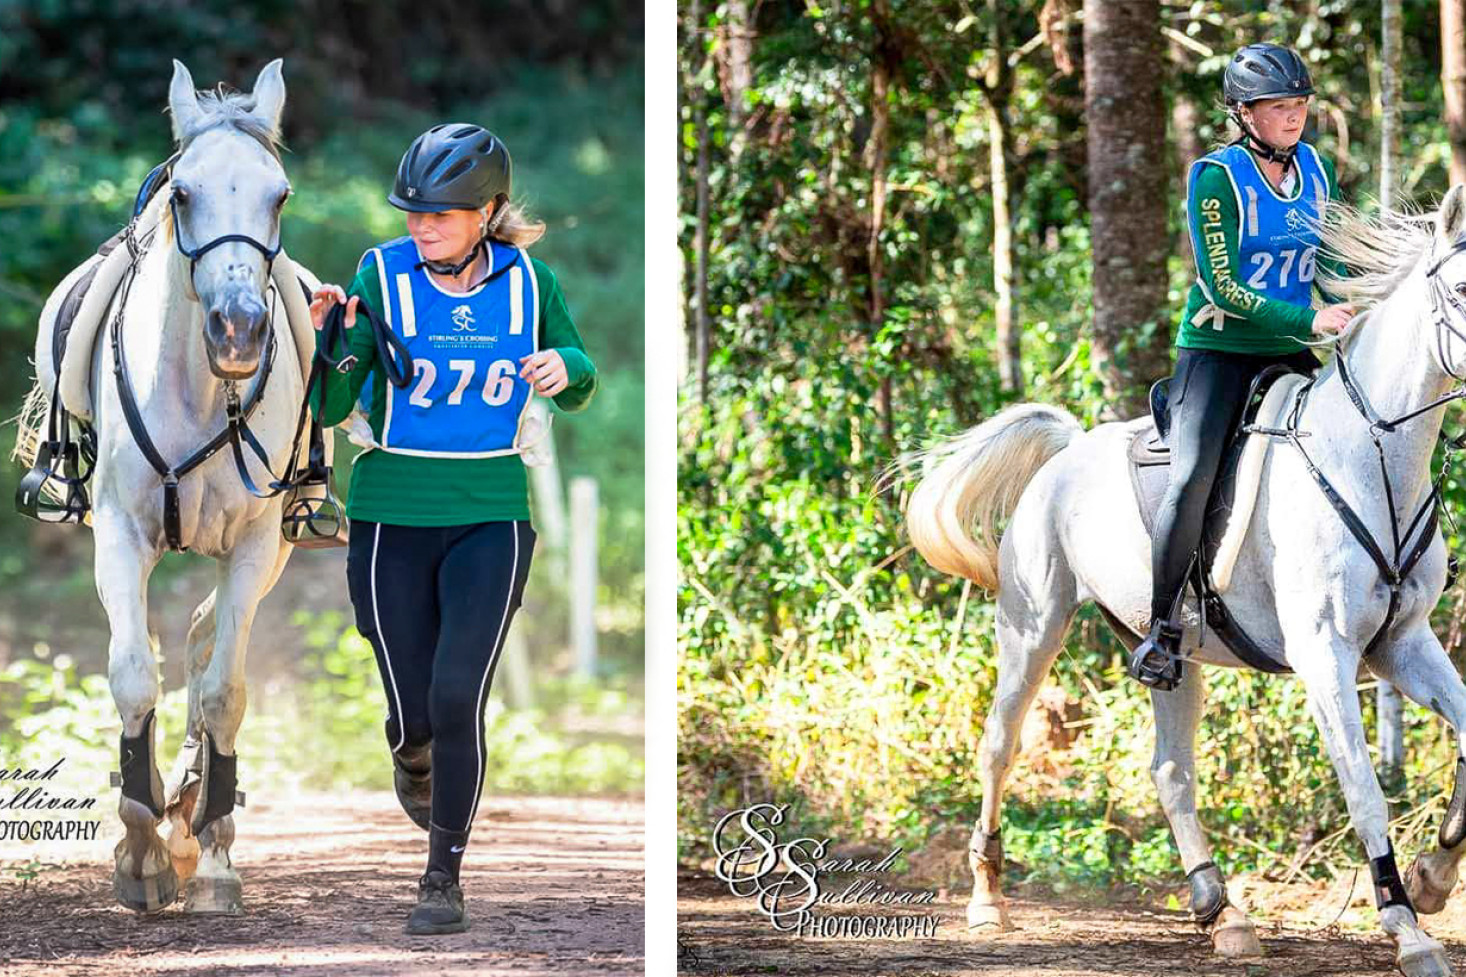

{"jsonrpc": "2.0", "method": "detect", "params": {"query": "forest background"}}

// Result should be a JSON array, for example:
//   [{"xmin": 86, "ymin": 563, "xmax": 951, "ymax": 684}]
[
  {"xmin": 677, "ymin": 0, "xmax": 1466, "ymax": 891},
  {"xmin": 0, "ymin": 0, "xmax": 645, "ymax": 811}
]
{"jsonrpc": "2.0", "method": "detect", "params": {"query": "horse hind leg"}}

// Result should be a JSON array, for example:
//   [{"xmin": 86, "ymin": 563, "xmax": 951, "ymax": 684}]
[{"xmin": 968, "ymin": 531, "xmax": 1078, "ymax": 932}]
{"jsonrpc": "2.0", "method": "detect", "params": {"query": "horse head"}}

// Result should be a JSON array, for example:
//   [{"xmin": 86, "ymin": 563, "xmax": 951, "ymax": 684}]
[{"xmin": 167, "ymin": 58, "xmax": 291, "ymax": 379}]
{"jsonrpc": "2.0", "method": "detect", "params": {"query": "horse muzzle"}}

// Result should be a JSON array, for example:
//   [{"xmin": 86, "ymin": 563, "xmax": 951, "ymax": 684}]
[{"xmin": 204, "ymin": 293, "xmax": 269, "ymax": 378}]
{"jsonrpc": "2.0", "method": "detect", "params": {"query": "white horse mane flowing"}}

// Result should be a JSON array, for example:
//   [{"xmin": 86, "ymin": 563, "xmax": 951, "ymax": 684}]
[
  {"xmin": 905, "ymin": 185, "xmax": 1466, "ymax": 977},
  {"xmin": 11, "ymin": 58, "xmax": 326, "ymax": 916}
]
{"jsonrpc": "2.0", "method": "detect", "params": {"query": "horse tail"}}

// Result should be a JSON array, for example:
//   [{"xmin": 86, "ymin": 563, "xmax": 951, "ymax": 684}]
[
  {"xmin": 10, "ymin": 377, "xmax": 50, "ymax": 470},
  {"xmin": 904, "ymin": 403, "xmax": 1083, "ymax": 591}
]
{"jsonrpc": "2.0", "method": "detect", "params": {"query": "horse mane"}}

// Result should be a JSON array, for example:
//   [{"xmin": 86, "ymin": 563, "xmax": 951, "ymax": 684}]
[
  {"xmin": 170, "ymin": 84, "xmax": 283, "ymax": 161},
  {"xmin": 1304, "ymin": 197, "xmax": 1438, "ymax": 352}
]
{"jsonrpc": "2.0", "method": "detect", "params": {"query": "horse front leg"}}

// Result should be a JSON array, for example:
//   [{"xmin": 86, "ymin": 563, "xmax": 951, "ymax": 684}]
[
  {"xmin": 1290, "ymin": 625, "xmax": 1452, "ymax": 977},
  {"xmin": 1149, "ymin": 668, "xmax": 1262, "ymax": 957},
  {"xmin": 1365, "ymin": 623, "xmax": 1466, "ymax": 915},
  {"xmin": 94, "ymin": 511, "xmax": 174, "ymax": 913},
  {"xmin": 182, "ymin": 517, "xmax": 283, "ymax": 914}
]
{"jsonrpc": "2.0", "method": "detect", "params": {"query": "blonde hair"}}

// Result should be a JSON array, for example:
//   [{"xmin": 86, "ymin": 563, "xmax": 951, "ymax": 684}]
[{"xmin": 487, "ymin": 199, "xmax": 545, "ymax": 248}]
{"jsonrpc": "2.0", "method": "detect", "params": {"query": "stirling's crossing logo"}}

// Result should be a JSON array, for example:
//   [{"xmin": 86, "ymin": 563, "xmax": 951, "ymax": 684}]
[
  {"xmin": 451, "ymin": 304, "xmax": 477, "ymax": 332},
  {"xmin": 1285, "ymin": 207, "xmax": 1308, "ymax": 232}
]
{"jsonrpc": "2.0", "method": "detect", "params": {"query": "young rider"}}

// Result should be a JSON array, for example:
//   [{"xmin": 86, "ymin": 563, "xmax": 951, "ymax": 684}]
[
  {"xmin": 307, "ymin": 124, "xmax": 597, "ymax": 933},
  {"xmin": 1128, "ymin": 43, "xmax": 1354, "ymax": 689}
]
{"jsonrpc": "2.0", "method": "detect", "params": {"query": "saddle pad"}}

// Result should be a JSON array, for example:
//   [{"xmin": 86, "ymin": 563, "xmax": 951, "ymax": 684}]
[{"xmin": 1126, "ymin": 371, "xmax": 1308, "ymax": 595}]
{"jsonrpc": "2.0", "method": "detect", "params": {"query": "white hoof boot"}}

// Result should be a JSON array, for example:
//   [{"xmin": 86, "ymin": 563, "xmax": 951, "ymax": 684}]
[
  {"xmin": 1398, "ymin": 940, "xmax": 1453, "ymax": 977},
  {"xmin": 966, "ymin": 897, "xmax": 1013, "ymax": 932},
  {"xmin": 1209, "ymin": 906, "xmax": 1263, "ymax": 958}
]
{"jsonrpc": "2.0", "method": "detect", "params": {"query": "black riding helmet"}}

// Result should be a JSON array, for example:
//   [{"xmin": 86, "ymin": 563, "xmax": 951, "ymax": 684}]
[
  {"xmin": 389, "ymin": 123, "xmax": 512, "ymax": 276},
  {"xmin": 388, "ymin": 123, "xmax": 512, "ymax": 214},
  {"xmin": 1224, "ymin": 44, "xmax": 1315, "ymax": 164}
]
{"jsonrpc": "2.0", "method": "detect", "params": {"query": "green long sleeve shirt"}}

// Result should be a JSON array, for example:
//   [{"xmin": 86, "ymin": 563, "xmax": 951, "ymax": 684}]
[
  {"xmin": 309, "ymin": 250, "xmax": 596, "ymax": 526},
  {"xmin": 1177, "ymin": 151, "xmax": 1344, "ymax": 355}
]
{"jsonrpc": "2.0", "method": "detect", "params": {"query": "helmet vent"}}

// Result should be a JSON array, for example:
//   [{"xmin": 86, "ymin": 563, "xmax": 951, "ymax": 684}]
[
  {"xmin": 423, "ymin": 147, "xmax": 455, "ymax": 183},
  {"xmin": 451, "ymin": 125, "xmax": 479, "ymax": 139},
  {"xmin": 440, "ymin": 157, "xmax": 475, "ymax": 183}
]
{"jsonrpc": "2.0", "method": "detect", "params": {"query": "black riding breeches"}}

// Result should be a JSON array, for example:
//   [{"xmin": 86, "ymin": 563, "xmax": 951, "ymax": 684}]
[
  {"xmin": 346, "ymin": 519, "xmax": 536, "ymax": 833},
  {"xmin": 1149, "ymin": 346, "xmax": 1321, "ymax": 622}
]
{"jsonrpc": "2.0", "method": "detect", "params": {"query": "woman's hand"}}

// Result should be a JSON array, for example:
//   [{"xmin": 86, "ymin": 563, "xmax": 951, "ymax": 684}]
[
  {"xmin": 519, "ymin": 350, "xmax": 568, "ymax": 397},
  {"xmin": 1311, "ymin": 303, "xmax": 1355, "ymax": 336},
  {"xmin": 308, "ymin": 285, "xmax": 358, "ymax": 331}
]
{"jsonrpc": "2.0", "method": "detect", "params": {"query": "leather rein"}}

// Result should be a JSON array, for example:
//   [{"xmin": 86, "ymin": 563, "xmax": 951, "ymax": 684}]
[{"xmin": 1279, "ymin": 236, "xmax": 1466, "ymax": 656}]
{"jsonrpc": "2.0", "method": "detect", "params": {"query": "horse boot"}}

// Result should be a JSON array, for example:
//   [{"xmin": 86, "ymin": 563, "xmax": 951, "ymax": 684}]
[
  {"xmin": 1128, "ymin": 619, "xmax": 1185, "ymax": 690},
  {"xmin": 393, "ymin": 740, "xmax": 433, "ymax": 832}
]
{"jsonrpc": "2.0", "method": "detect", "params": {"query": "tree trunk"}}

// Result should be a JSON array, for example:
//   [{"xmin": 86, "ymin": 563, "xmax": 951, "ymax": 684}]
[
  {"xmin": 986, "ymin": 0, "xmax": 1022, "ymax": 396},
  {"xmin": 723, "ymin": 0, "xmax": 753, "ymax": 157},
  {"xmin": 869, "ymin": 42, "xmax": 893, "ymax": 442},
  {"xmin": 1446, "ymin": 0, "xmax": 1466, "ymax": 186},
  {"xmin": 1083, "ymin": 0, "xmax": 1171, "ymax": 419},
  {"xmin": 1169, "ymin": 38, "xmax": 1203, "ymax": 271},
  {"xmin": 1379, "ymin": 0, "xmax": 1406, "ymax": 801},
  {"xmin": 688, "ymin": 0, "xmax": 712, "ymax": 403}
]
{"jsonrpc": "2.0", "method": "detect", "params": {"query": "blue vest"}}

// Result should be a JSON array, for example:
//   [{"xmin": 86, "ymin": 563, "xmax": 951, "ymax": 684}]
[
  {"xmin": 357, "ymin": 237, "xmax": 538, "ymax": 457},
  {"xmin": 1187, "ymin": 141, "xmax": 1329, "ymax": 310}
]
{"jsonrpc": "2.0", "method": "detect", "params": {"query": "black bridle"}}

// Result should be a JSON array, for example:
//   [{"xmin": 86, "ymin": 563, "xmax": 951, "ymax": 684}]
[{"xmin": 1278, "ymin": 236, "xmax": 1466, "ymax": 656}]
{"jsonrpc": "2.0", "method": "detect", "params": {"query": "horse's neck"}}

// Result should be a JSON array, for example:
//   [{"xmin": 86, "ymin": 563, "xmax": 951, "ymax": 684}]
[
  {"xmin": 1310, "ymin": 275, "xmax": 1451, "ymax": 510},
  {"xmin": 126, "ymin": 244, "xmax": 224, "ymax": 420}
]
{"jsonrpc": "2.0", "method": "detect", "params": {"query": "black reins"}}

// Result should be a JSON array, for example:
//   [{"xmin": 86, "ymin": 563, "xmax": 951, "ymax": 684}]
[{"xmin": 1278, "ymin": 238, "xmax": 1466, "ymax": 655}]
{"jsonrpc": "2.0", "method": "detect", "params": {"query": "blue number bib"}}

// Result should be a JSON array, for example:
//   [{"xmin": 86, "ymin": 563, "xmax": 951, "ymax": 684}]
[
  {"xmin": 1187, "ymin": 141, "xmax": 1329, "ymax": 324},
  {"xmin": 357, "ymin": 236, "xmax": 538, "ymax": 457}
]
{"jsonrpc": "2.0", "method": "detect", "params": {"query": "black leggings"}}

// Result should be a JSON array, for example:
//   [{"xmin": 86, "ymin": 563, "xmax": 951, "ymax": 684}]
[
  {"xmin": 346, "ymin": 519, "xmax": 536, "ymax": 832},
  {"xmin": 1150, "ymin": 347, "xmax": 1320, "ymax": 622}
]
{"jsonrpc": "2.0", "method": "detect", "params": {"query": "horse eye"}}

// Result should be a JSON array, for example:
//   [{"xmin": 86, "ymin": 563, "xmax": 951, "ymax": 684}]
[
  {"xmin": 1456, "ymin": 282, "xmax": 1466, "ymax": 298},
  {"xmin": 275, "ymin": 188, "xmax": 291, "ymax": 210},
  {"xmin": 172, "ymin": 186, "xmax": 190, "ymax": 205}
]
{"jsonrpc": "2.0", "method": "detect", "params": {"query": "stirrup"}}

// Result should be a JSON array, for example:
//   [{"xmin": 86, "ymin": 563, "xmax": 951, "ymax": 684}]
[
  {"xmin": 1128, "ymin": 619, "xmax": 1185, "ymax": 690},
  {"xmin": 280, "ymin": 470, "xmax": 348, "ymax": 549}
]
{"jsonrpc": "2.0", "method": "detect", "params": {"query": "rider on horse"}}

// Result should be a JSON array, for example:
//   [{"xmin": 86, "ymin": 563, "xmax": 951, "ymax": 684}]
[{"xmin": 1128, "ymin": 43, "xmax": 1356, "ymax": 688}]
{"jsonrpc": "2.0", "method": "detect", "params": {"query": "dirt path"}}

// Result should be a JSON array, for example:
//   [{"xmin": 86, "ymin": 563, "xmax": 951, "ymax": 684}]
[
  {"xmin": 0, "ymin": 790, "xmax": 643, "ymax": 976},
  {"xmin": 678, "ymin": 872, "xmax": 1466, "ymax": 975}
]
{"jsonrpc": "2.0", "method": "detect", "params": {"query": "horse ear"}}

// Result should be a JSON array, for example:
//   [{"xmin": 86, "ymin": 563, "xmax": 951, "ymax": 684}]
[
  {"xmin": 1440, "ymin": 184, "xmax": 1466, "ymax": 242},
  {"xmin": 249, "ymin": 59, "xmax": 286, "ymax": 136},
  {"xmin": 167, "ymin": 59, "xmax": 203, "ymax": 143}
]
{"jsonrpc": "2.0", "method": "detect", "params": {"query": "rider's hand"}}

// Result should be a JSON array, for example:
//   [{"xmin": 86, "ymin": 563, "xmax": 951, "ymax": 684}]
[
  {"xmin": 1311, "ymin": 303, "xmax": 1355, "ymax": 336},
  {"xmin": 308, "ymin": 285, "xmax": 357, "ymax": 331},
  {"xmin": 518, "ymin": 350, "xmax": 569, "ymax": 397}
]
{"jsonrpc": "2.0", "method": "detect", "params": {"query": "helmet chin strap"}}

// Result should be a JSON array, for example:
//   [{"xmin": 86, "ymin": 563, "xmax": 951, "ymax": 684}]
[
  {"xmin": 418, "ymin": 239, "xmax": 483, "ymax": 277},
  {"xmin": 1230, "ymin": 109, "xmax": 1298, "ymax": 165}
]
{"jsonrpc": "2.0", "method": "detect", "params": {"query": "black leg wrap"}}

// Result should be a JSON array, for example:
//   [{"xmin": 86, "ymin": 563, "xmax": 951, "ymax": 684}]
[
  {"xmin": 118, "ymin": 708, "xmax": 163, "ymax": 819},
  {"xmin": 1370, "ymin": 841, "xmax": 1416, "ymax": 915},
  {"xmin": 197, "ymin": 733, "xmax": 239, "ymax": 831},
  {"xmin": 1441, "ymin": 757, "xmax": 1466, "ymax": 851},
  {"xmin": 1186, "ymin": 861, "xmax": 1228, "ymax": 926},
  {"xmin": 970, "ymin": 827, "xmax": 1003, "ymax": 873}
]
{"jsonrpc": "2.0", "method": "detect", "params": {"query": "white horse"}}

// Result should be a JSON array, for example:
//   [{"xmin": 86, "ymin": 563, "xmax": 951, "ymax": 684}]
[
  {"xmin": 905, "ymin": 186, "xmax": 1466, "ymax": 977},
  {"xmin": 15, "ymin": 59, "xmax": 318, "ymax": 914}
]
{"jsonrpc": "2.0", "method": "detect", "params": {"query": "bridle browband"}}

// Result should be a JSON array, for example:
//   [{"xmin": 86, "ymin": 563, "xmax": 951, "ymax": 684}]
[{"xmin": 1279, "ymin": 234, "xmax": 1466, "ymax": 656}]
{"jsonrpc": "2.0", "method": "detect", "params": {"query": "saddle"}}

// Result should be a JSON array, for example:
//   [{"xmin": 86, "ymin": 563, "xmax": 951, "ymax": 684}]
[{"xmin": 1118, "ymin": 364, "xmax": 1312, "ymax": 674}]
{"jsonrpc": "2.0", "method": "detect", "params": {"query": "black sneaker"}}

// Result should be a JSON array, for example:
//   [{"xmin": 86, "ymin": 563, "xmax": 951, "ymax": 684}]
[
  {"xmin": 406, "ymin": 869, "xmax": 468, "ymax": 935},
  {"xmin": 1128, "ymin": 620, "xmax": 1185, "ymax": 690},
  {"xmin": 392, "ymin": 742, "xmax": 432, "ymax": 832}
]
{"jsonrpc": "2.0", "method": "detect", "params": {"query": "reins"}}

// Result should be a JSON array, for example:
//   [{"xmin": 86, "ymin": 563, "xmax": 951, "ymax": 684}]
[{"xmin": 1276, "ymin": 241, "xmax": 1466, "ymax": 655}]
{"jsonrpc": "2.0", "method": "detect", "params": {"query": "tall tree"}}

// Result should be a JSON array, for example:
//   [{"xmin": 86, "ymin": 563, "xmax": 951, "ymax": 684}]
[
  {"xmin": 1083, "ymin": 0, "xmax": 1171, "ymax": 418},
  {"xmin": 1445, "ymin": 0, "xmax": 1466, "ymax": 186},
  {"xmin": 1379, "ymin": 0, "xmax": 1406, "ymax": 800},
  {"xmin": 981, "ymin": 0, "xmax": 1022, "ymax": 395}
]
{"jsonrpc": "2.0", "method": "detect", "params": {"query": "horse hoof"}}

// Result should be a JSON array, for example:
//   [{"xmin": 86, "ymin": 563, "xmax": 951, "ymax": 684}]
[
  {"xmin": 1406, "ymin": 859, "xmax": 1455, "ymax": 915},
  {"xmin": 1210, "ymin": 909, "xmax": 1263, "ymax": 958},
  {"xmin": 183, "ymin": 875, "xmax": 243, "ymax": 914},
  {"xmin": 1398, "ymin": 944, "xmax": 1454, "ymax": 977},
  {"xmin": 113, "ymin": 863, "xmax": 179, "ymax": 914},
  {"xmin": 966, "ymin": 901, "xmax": 1013, "ymax": 932}
]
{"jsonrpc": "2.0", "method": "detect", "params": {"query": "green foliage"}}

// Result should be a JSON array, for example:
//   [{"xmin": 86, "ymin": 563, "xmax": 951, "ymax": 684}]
[
  {"xmin": 0, "ymin": 609, "xmax": 642, "ymax": 802},
  {"xmin": 680, "ymin": 0, "xmax": 1466, "ymax": 888}
]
